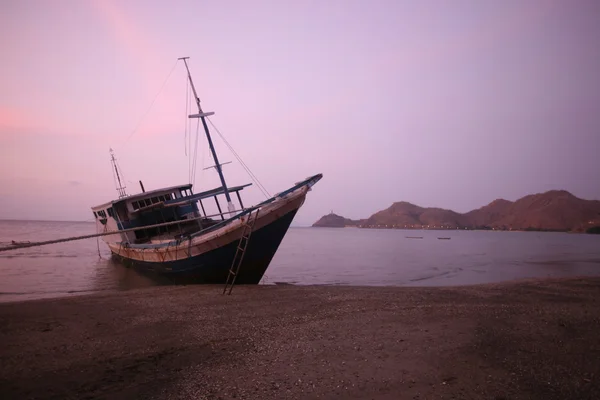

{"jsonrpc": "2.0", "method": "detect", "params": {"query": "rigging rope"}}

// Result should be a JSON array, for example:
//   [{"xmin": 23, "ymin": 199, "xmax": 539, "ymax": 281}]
[
  {"xmin": 206, "ymin": 117, "xmax": 271, "ymax": 198},
  {"xmin": 95, "ymin": 222, "xmax": 102, "ymax": 259},
  {"xmin": 191, "ymin": 119, "xmax": 200, "ymax": 186},
  {"xmin": 184, "ymin": 73, "xmax": 202, "ymax": 186},
  {"xmin": 175, "ymin": 59, "xmax": 269, "ymax": 197},
  {"xmin": 200, "ymin": 130, "xmax": 207, "ymax": 184},
  {"xmin": 184, "ymin": 74, "xmax": 189, "ymax": 157},
  {"xmin": 115, "ymin": 157, "xmax": 127, "ymax": 192},
  {"xmin": 126, "ymin": 59, "xmax": 179, "ymax": 142},
  {"xmin": 186, "ymin": 73, "xmax": 193, "ymax": 183}
]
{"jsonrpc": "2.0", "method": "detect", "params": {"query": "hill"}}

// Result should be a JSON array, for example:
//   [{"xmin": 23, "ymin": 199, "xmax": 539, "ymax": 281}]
[
  {"xmin": 363, "ymin": 202, "xmax": 467, "ymax": 229},
  {"xmin": 313, "ymin": 190, "xmax": 600, "ymax": 232},
  {"xmin": 485, "ymin": 190, "xmax": 600, "ymax": 232},
  {"xmin": 464, "ymin": 199, "xmax": 513, "ymax": 228},
  {"xmin": 311, "ymin": 213, "xmax": 363, "ymax": 228}
]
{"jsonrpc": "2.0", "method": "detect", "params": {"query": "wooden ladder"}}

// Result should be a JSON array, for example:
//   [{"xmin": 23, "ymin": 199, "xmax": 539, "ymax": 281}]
[{"xmin": 223, "ymin": 209, "xmax": 260, "ymax": 295}]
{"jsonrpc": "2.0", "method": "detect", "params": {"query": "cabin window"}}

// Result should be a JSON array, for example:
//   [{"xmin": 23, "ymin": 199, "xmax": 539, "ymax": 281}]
[
  {"xmin": 165, "ymin": 193, "xmax": 172, "ymax": 201},
  {"xmin": 93, "ymin": 211, "xmax": 98, "ymax": 218},
  {"xmin": 158, "ymin": 195, "xmax": 165, "ymax": 202},
  {"xmin": 97, "ymin": 210, "xmax": 107, "ymax": 218},
  {"xmin": 107, "ymin": 207, "xmax": 115, "ymax": 218},
  {"xmin": 151, "ymin": 197, "xmax": 159, "ymax": 204},
  {"xmin": 132, "ymin": 201, "xmax": 139, "ymax": 210}
]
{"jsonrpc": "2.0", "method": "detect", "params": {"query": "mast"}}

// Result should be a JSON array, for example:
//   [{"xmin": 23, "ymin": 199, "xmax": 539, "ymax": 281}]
[
  {"xmin": 179, "ymin": 57, "xmax": 235, "ymax": 214},
  {"xmin": 110, "ymin": 148, "xmax": 127, "ymax": 198}
]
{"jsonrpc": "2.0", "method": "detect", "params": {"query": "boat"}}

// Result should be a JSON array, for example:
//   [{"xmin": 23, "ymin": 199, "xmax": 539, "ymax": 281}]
[{"xmin": 91, "ymin": 57, "xmax": 322, "ymax": 285}]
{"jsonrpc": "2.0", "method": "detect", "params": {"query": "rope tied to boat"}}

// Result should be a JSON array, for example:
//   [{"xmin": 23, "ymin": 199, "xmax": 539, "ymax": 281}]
[{"xmin": 0, "ymin": 207, "xmax": 253, "ymax": 253}]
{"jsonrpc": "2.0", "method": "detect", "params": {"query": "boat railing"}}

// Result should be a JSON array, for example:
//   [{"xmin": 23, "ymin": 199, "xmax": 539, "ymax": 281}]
[
  {"xmin": 129, "ymin": 175, "xmax": 318, "ymax": 249},
  {"xmin": 127, "ymin": 174, "xmax": 322, "ymax": 246},
  {"xmin": 185, "ymin": 174, "xmax": 319, "ymax": 240}
]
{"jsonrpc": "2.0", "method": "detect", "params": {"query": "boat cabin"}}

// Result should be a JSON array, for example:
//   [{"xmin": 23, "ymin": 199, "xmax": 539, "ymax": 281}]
[{"xmin": 91, "ymin": 183, "xmax": 251, "ymax": 244}]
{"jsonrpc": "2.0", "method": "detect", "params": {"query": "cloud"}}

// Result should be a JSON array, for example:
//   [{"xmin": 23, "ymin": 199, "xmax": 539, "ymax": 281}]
[{"xmin": 0, "ymin": 106, "xmax": 84, "ymax": 138}]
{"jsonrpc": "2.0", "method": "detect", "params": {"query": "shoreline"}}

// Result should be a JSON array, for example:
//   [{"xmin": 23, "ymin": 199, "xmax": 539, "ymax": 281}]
[
  {"xmin": 1, "ymin": 277, "xmax": 599, "ymax": 399},
  {"xmin": 2, "ymin": 274, "xmax": 597, "ymax": 305}
]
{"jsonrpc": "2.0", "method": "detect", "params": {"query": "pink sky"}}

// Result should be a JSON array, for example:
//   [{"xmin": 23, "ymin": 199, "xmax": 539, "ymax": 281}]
[{"xmin": 1, "ymin": 0, "xmax": 599, "ymax": 225}]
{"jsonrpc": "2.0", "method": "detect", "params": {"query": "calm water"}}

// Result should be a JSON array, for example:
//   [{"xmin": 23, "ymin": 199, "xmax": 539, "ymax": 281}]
[{"xmin": 1, "ymin": 220, "xmax": 599, "ymax": 302}]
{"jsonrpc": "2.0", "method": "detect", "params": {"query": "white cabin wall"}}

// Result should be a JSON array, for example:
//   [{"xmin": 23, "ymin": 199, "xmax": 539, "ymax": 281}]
[
  {"xmin": 94, "ymin": 217, "xmax": 123, "ymax": 244},
  {"xmin": 92, "ymin": 205, "xmax": 128, "ymax": 245}
]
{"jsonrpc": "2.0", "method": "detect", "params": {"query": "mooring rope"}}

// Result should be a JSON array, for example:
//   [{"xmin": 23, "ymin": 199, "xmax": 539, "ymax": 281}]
[
  {"xmin": 0, "ymin": 208, "xmax": 248, "ymax": 253},
  {"xmin": 96, "ymin": 222, "xmax": 102, "ymax": 259}
]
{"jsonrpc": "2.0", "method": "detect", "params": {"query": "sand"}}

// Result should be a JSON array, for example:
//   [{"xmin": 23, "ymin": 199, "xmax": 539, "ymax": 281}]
[{"xmin": 1, "ymin": 277, "xmax": 599, "ymax": 400}]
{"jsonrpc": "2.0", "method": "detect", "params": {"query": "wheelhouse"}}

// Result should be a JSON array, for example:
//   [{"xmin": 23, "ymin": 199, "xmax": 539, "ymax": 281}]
[{"xmin": 91, "ymin": 183, "xmax": 251, "ymax": 244}]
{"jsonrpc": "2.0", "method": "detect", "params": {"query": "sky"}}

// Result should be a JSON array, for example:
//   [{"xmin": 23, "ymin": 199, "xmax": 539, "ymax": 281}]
[{"xmin": 1, "ymin": 0, "xmax": 599, "ymax": 225}]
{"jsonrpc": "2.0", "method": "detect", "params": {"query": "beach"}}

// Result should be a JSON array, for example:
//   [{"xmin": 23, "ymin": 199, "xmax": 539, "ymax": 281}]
[{"xmin": 1, "ymin": 278, "xmax": 599, "ymax": 400}]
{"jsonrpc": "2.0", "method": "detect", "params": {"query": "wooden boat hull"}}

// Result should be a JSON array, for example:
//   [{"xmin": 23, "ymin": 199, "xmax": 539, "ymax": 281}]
[
  {"xmin": 110, "ymin": 207, "xmax": 298, "ymax": 283},
  {"xmin": 107, "ymin": 182, "xmax": 313, "ymax": 284}
]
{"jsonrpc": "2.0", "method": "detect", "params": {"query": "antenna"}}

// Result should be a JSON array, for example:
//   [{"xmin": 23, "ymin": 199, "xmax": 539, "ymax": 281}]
[{"xmin": 110, "ymin": 148, "xmax": 128, "ymax": 198}]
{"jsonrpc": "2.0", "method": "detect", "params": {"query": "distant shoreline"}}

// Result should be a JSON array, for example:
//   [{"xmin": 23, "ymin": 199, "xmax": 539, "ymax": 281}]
[{"xmin": 311, "ymin": 225, "xmax": 595, "ymax": 233}]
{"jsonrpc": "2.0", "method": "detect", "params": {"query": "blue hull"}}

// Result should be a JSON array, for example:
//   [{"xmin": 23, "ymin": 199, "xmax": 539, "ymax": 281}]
[{"xmin": 111, "ymin": 208, "xmax": 298, "ymax": 284}]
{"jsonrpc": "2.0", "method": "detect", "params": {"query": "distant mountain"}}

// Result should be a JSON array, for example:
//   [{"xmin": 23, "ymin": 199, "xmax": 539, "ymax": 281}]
[
  {"xmin": 311, "ymin": 213, "xmax": 363, "ymax": 228},
  {"xmin": 313, "ymin": 190, "xmax": 600, "ymax": 232},
  {"xmin": 480, "ymin": 190, "xmax": 600, "ymax": 232},
  {"xmin": 363, "ymin": 202, "xmax": 467, "ymax": 229},
  {"xmin": 464, "ymin": 199, "xmax": 513, "ymax": 228}
]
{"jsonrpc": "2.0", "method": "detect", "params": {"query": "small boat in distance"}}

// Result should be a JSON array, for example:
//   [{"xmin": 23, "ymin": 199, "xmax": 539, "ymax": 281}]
[{"xmin": 91, "ymin": 58, "xmax": 322, "ymax": 286}]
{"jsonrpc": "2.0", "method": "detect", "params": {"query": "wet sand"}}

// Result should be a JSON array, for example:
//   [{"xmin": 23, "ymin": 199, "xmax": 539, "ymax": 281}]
[{"xmin": 1, "ymin": 278, "xmax": 599, "ymax": 400}]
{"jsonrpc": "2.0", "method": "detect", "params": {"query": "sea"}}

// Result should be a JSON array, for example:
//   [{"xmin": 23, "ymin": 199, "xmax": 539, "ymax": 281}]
[{"xmin": 1, "ymin": 220, "xmax": 599, "ymax": 303}]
